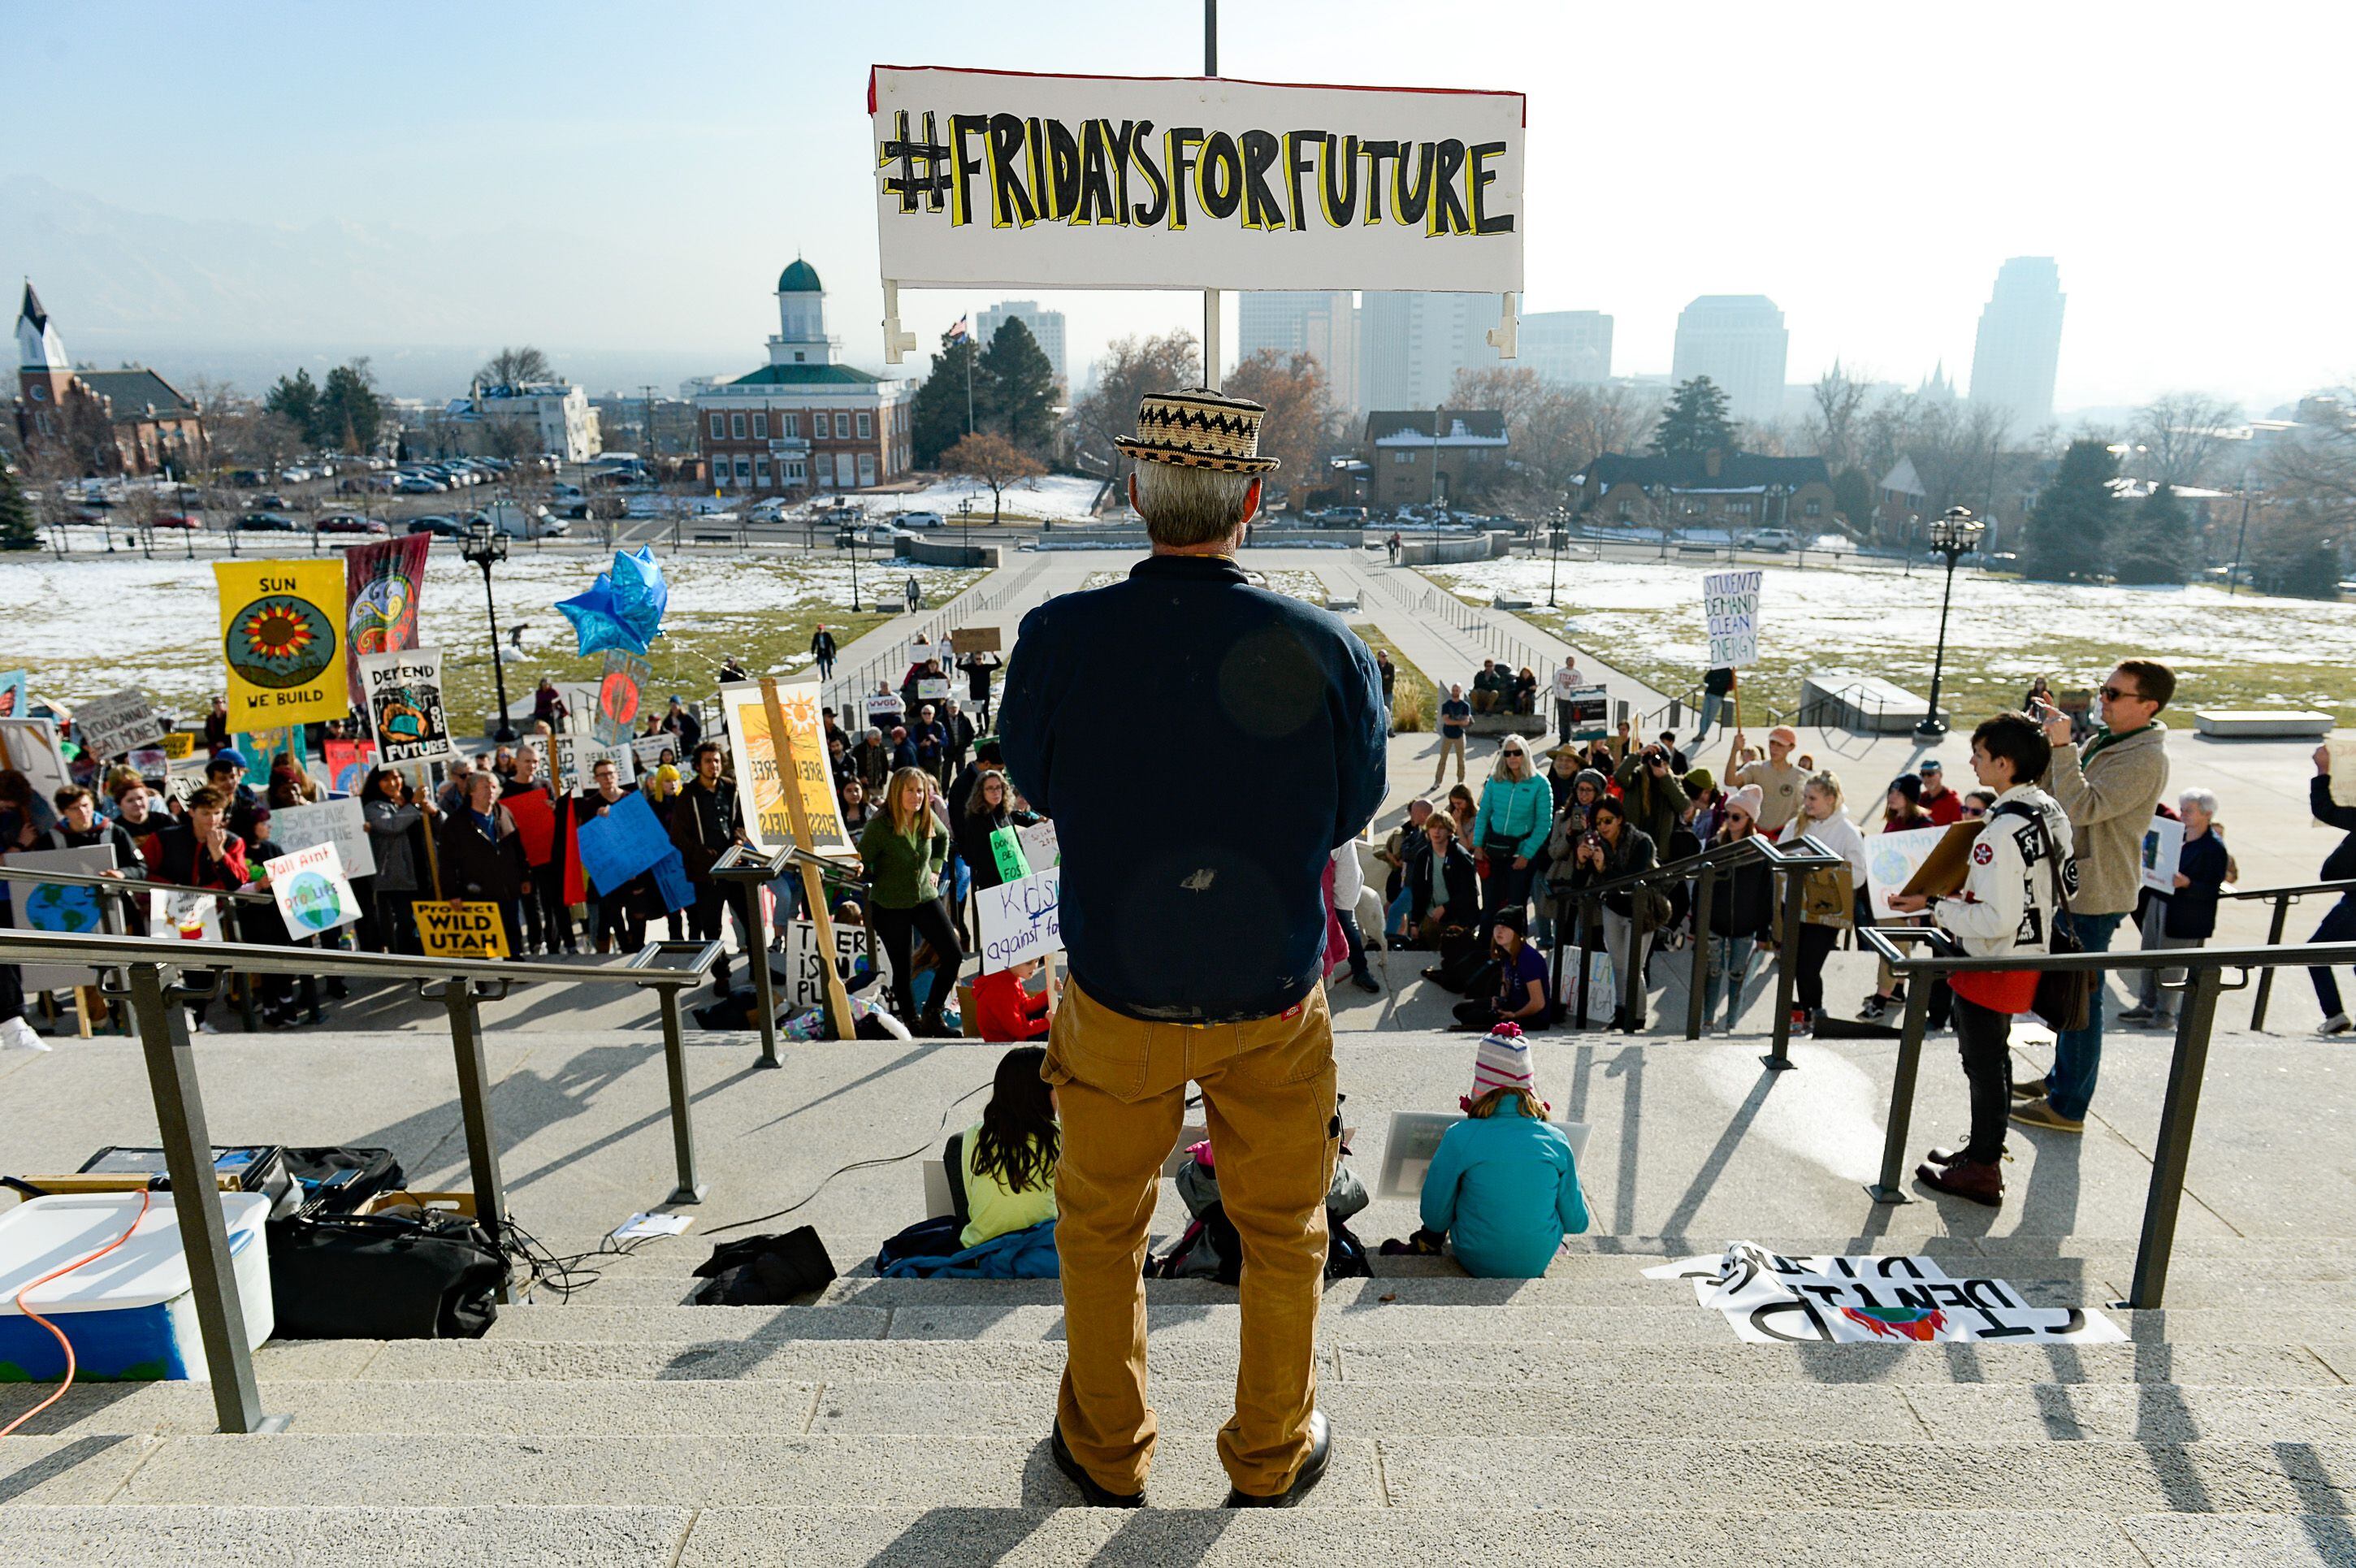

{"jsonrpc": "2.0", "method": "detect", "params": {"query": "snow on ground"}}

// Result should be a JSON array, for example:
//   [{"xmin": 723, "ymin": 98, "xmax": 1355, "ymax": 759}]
[
  {"xmin": 884, "ymin": 474, "xmax": 1104, "ymax": 523},
  {"xmin": 1427, "ymin": 556, "xmax": 2356, "ymax": 721},
  {"xmin": 0, "ymin": 551, "xmax": 977, "ymax": 713}
]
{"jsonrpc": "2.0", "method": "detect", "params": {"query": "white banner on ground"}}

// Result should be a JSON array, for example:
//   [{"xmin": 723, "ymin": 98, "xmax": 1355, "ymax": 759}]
[
  {"xmin": 1644, "ymin": 1241, "xmax": 2127, "ymax": 1345},
  {"xmin": 1702, "ymin": 570, "xmax": 1761, "ymax": 668},
  {"xmin": 871, "ymin": 67, "xmax": 1526, "ymax": 295},
  {"xmin": 73, "ymin": 690, "xmax": 162, "ymax": 761},
  {"xmin": 265, "ymin": 796, "xmax": 375, "ymax": 879},
  {"xmin": 2141, "ymin": 813, "xmax": 2185, "ymax": 896},
  {"xmin": 976, "ymin": 867, "xmax": 1062, "ymax": 972}
]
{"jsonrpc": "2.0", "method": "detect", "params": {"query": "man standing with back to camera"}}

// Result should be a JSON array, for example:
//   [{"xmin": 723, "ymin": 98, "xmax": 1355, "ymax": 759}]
[{"xmin": 1000, "ymin": 388, "xmax": 1387, "ymax": 1509}]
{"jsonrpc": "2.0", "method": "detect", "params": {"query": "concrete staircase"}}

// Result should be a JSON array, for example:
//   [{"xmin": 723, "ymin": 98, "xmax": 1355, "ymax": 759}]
[{"xmin": 11, "ymin": 1231, "xmax": 2356, "ymax": 1565}]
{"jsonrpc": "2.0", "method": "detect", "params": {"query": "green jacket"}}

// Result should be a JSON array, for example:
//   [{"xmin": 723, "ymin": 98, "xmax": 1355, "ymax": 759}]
[{"xmin": 859, "ymin": 811, "xmax": 949, "ymax": 909}]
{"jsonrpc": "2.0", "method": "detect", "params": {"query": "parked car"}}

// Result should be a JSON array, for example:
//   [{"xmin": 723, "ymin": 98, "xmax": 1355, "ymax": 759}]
[
  {"xmin": 236, "ymin": 512, "xmax": 299, "ymax": 532},
  {"xmin": 406, "ymin": 515, "xmax": 466, "ymax": 539},
  {"xmin": 398, "ymin": 475, "xmax": 448, "ymax": 494},
  {"xmin": 279, "ymin": 466, "xmax": 314, "ymax": 484},
  {"xmin": 1325, "ymin": 506, "xmax": 1369, "ymax": 526},
  {"xmin": 1743, "ymin": 527, "xmax": 1798, "ymax": 552},
  {"xmin": 898, "ymin": 510, "xmax": 946, "ymax": 530},
  {"xmin": 316, "ymin": 514, "xmax": 387, "ymax": 535},
  {"xmin": 255, "ymin": 492, "xmax": 291, "ymax": 509},
  {"xmin": 149, "ymin": 513, "xmax": 201, "ymax": 530}
]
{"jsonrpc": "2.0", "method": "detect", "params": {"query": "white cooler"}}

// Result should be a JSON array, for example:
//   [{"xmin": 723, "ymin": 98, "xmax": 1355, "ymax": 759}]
[{"xmin": 0, "ymin": 1191, "xmax": 275, "ymax": 1382}]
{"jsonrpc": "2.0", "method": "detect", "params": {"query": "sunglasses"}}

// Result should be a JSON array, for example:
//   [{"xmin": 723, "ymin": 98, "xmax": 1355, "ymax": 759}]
[{"xmin": 2099, "ymin": 685, "xmax": 2141, "ymax": 704}]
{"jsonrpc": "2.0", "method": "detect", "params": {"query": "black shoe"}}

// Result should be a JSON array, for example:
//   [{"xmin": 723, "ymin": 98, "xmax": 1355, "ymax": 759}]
[
  {"xmin": 1350, "ymin": 972, "xmax": 1381, "ymax": 994},
  {"xmin": 1050, "ymin": 1424, "xmax": 1144, "ymax": 1508},
  {"xmin": 1225, "ymin": 1410, "xmax": 1332, "ymax": 1508}
]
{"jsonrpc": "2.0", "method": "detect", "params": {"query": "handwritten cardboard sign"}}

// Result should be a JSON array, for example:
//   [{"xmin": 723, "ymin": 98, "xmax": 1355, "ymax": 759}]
[{"xmin": 976, "ymin": 867, "xmax": 1062, "ymax": 972}]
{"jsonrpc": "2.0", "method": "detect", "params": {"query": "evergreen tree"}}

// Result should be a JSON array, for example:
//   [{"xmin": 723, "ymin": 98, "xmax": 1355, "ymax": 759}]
[
  {"xmin": 2116, "ymin": 480, "xmax": 2194, "ymax": 585},
  {"xmin": 1830, "ymin": 466, "xmax": 1874, "ymax": 536},
  {"xmin": 910, "ymin": 327, "xmax": 993, "ymax": 469},
  {"xmin": 265, "ymin": 369, "xmax": 322, "ymax": 447},
  {"xmin": 1647, "ymin": 376, "xmax": 1738, "ymax": 458},
  {"xmin": 319, "ymin": 360, "xmax": 383, "ymax": 453},
  {"xmin": 2023, "ymin": 438, "xmax": 2120, "ymax": 581},
  {"xmin": 0, "ymin": 459, "xmax": 37, "ymax": 551},
  {"xmin": 979, "ymin": 317, "xmax": 1057, "ymax": 452}
]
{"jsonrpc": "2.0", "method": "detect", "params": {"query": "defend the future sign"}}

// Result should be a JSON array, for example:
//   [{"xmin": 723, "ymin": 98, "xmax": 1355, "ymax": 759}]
[{"xmin": 870, "ymin": 67, "xmax": 1525, "ymax": 295}]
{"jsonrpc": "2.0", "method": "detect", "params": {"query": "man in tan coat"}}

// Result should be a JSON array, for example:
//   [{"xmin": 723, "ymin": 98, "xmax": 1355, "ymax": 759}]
[{"xmin": 2012, "ymin": 659, "xmax": 2174, "ymax": 1133}]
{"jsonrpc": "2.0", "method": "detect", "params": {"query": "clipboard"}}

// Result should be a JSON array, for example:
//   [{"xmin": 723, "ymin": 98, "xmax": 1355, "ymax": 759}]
[{"xmin": 1378, "ymin": 1111, "xmax": 1592, "ymax": 1201}]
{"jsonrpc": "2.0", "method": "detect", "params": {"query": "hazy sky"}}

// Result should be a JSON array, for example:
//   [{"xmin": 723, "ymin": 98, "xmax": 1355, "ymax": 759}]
[{"xmin": 6, "ymin": 0, "xmax": 2345, "ymax": 412}]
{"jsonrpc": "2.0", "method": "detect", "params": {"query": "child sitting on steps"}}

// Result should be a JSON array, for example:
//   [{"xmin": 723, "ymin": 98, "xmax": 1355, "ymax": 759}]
[
  {"xmin": 944, "ymin": 1045, "xmax": 1060, "ymax": 1249},
  {"xmin": 1414, "ymin": 1024, "xmax": 1588, "ymax": 1278}
]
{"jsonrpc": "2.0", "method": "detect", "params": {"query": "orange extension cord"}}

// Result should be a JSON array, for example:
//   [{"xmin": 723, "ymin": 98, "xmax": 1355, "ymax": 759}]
[{"xmin": 0, "ymin": 1188, "xmax": 153, "ymax": 1437}]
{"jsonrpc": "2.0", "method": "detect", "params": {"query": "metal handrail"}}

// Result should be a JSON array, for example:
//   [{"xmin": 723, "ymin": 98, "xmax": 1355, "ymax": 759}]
[
  {"xmin": 2219, "ymin": 875, "xmax": 2356, "ymax": 1031},
  {"xmin": 1548, "ymin": 831, "xmax": 1844, "ymax": 1062},
  {"xmin": 0, "ymin": 926, "xmax": 720, "ymax": 1439},
  {"xmin": 0, "ymin": 863, "xmax": 271, "ymax": 903},
  {"xmin": 1854, "ymin": 924, "xmax": 2356, "ymax": 1310}
]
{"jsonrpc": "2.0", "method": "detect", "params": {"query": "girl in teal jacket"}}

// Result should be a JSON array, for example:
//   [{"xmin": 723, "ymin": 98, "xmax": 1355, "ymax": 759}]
[
  {"xmin": 1419, "ymin": 1023, "xmax": 1587, "ymax": 1277},
  {"xmin": 1472, "ymin": 736, "xmax": 1554, "ymax": 924}
]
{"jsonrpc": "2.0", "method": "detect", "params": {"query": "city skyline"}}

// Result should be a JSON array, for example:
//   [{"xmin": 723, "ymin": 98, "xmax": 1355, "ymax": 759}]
[{"xmin": 3, "ymin": 2, "xmax": 2345, "ymax": 416}]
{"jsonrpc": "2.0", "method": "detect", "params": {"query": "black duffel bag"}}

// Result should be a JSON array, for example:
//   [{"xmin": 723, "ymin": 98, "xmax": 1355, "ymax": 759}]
[{"xmin": 267, "ymin": 1209, "xmax": 509, "ymax": 1339}]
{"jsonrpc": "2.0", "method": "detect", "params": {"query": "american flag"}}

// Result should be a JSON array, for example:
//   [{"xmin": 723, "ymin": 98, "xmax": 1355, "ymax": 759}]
[{"xmin": 947, "ymin": 315, "xmax": 970, "ymax": 344}]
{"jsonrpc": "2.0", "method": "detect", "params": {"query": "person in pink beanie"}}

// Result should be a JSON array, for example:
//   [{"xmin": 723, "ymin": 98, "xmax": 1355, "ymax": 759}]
[{"xmin": 1408, "ymin": 1024, "xmax": 1589, "ymax": 1277}]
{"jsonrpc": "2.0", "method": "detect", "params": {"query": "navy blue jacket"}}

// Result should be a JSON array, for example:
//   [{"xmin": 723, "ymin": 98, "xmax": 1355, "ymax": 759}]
[{"xmin": 999, "ymin": 552, "xmax": 1388, "ymax": 1024}]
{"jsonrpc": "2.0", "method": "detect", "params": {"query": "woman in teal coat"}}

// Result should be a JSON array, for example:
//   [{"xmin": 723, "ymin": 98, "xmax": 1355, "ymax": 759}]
[
  {"xmin": 1418, "ymin": 1023, "xmax": 1587, "ymax": 1278},
  {"xmin": 1471, "ymin": 735, "xmax": 1553, "ymax": 925}
]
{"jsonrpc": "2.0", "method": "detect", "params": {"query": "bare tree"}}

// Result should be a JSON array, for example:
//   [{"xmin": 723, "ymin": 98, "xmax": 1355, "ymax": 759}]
[
  {"xmin": 1226, "ymin": 349, "xmax": 1339, "ymax": 497},
  {"xmin": 478, "ymin": 346, "xmax": 554, "ymax": 389},
  {"xmin": 942, "ymin": 431, "xmax": 1046, "ymax": 526},
  {"xmin": 1806, "ymin": 361, "xmax": 1873, "ymax": 473},
  {"xmin": 2130, "ymin": 391, "xmax": 2246, "ymax": 487},
  {"xmin": 1066, "ymin": 331, "xmax": 1202, "ymax": 478}
]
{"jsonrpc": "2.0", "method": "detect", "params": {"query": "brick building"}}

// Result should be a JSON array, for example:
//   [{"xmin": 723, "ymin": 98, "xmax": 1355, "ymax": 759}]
[
  {"xmin": 695, "ymin": 260, "xmax": 912, "ymax": 500},
  {"xmin": 1361, "ymin": 408, "xmax": 1508, "ymax": 510},
  {"xmin": 1570, "ymin": 449, "xmax": 1836, "ymax": 533},
  {"xmin": 14, "ymin": 283, "xmax": 205, "ymax": 477}
]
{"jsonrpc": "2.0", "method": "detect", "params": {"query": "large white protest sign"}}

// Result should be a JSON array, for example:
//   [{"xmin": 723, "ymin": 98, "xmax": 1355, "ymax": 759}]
[
  {"xmin": 783, "ymin": 917, "xmax": 873, "ymax": 1010},
  {"xmin": 265, "ymin": 796, "xmax": 375, "ymax": 879},
  {"xmin": 1702, "ymin": 570, "xmax": 1761, "ymax": 668},
  {"xmin": 1558, "ymin": 682, "xmax": 1609, "ymax": 742},
  {"xmin": 0, "ymin": 718, "xmax": 71, "ymax": 797},
  {"xmin": 74, "ymin": 691, "xmax": 162, "ymax": 761},
  {"xmin": 976, "ymin": 867, "xmax": 1062, "ymax": 972},
  {"xmin": 1644, "ymin": 1241, "xmax": 2126, "ymax": 1345},
  {"xmin": 719, "ymin": 681, "xmax": 855, "ymax": 860},
  {"xmin": 2141, "ymin": 812, "xmax": 2185, "ymax": 896},
  {"xmin": 357, "ymin": 648, "xmax": 454, "ymax": 765},
  {"xmin": 264, "ymin": 838, "xmax": 362, "ymax": 936},
  {"xmin": 870, "ymin": 67, "xmax": 1525, "ymax": 297},
  {"xmin": 555, "ymin": 734, "xmax": 636, "ymax": 791},
  {"xmin": 864, "ymin": 694, "xmax": 905, "ymax": 728},
  {"xmin": 632, "ymin": 734, "xmax": 676, "ymax": 771}
]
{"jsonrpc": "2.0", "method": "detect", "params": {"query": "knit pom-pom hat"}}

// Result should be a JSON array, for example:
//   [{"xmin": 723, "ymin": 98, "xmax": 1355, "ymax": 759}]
[{"xmin": 1462, "ymin": 1021, "xmax": 1545, "ymax": 1113}]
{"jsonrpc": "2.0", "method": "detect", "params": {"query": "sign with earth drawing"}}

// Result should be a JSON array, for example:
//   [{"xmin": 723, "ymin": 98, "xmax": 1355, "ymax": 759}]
[
  {"xmin": 264, "ymin": 838, "xmax": 362, "ymax": 936},
  {"xmin": 214, "ymin": 559, "xmax": 347, "ymax": 730},
  {"xmin": 5, "ymin": 844, "xmax": 119, "ymax": 991}
]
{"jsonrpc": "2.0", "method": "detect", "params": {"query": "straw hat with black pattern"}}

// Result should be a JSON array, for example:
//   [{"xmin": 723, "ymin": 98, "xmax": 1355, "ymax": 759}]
[{"xmin": 1113, "ymin": 388, "xmax": 1281, "ymax": 474}]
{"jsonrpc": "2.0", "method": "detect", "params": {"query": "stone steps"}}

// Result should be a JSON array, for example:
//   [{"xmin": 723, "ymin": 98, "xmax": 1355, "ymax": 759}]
[
  {"xmin": 10, "ymin": 1503, "xmax": 2336, "ymax": 1568},
  {"xmin": 13, "ymin": 1376, "xmax": 2356, "ymax": 1446},
  {"xmin": 11, "ymin": 1431, "xmax": 2356, "ymax": 1514},
  {"xmin": 466, "ymin": 1300, "xmax": 2356, "ymax": 1345}
]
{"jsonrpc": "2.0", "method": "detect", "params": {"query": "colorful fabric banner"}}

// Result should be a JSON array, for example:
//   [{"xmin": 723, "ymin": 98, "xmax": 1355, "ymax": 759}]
[
  {"xmin": 343, "ymin": 535, "xmax": 431, "ymax": 704},
  {"xmin": 214, "ymin": 558, "xmax": 348, "ymax": 730}
]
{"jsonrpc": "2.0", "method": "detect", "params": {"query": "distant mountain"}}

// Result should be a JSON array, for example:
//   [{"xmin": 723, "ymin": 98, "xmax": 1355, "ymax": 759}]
[{"xmin": 0, "ymin": 175, "xmax": 744, "ymax": 399}]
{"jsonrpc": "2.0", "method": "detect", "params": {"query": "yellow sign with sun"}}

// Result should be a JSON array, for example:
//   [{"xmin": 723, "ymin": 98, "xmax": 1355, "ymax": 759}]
[{"xmin": 213, "ymin": 560, "xmax": 348, "ymax": 730}]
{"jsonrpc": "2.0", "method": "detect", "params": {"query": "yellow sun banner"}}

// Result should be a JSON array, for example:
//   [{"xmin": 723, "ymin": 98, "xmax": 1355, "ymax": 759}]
[{"xmin": 213, "ymin": 559, "xmax": 349, "ymax": 731}]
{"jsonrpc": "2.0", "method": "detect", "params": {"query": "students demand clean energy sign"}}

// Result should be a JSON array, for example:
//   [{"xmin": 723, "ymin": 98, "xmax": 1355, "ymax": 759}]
[{"xmin": 869, "ymin": 66, "xmax": 1525, "ymax": 295}]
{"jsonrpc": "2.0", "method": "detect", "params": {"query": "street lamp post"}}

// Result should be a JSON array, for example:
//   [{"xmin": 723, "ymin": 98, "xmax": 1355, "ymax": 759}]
[
  {"xmin": 461, "ymin": 522, "xmax": 518, "ymax": 742},
  {"xmin": 1916, "ymin": 505, "xmax": 1984, "ymax": 739},
  {"xmin": 959, "ymin": 494, "xmax": 974, "ymax": 560},
  {"xmin": 2228, "ymin": 470, "xmax": 2254, "ymax": 596},
  {"xmin": 1547, "ymin": 504, "xmax": 1567, "ymax": 608}
]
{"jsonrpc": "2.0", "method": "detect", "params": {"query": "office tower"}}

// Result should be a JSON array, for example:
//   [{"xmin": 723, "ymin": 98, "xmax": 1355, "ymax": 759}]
[
  {"xmin": 1968, "ymin": 257, "xmax": 2065, "ymax": 430},
  {"xmin": 1518, "ymin": 310, "xmax": 1613, "ymax": 385},
  {"xmin": 1670, "ymin": 295, "xmax": 1788, "ymax": 424},
  {"xmin": 1358, "ymin": 292, "xmax": 1505, "ymax": 413},
  {"xmin": 1237, "ymin": 292, "xmax": 1360, "ymax": 413},
  {"xmin": 975, "ymin": 300, "xmax": 1068, "ymax": 389}
]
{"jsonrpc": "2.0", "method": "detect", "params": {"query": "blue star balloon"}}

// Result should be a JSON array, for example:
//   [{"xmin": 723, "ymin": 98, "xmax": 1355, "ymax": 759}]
[{"xmin": 557, "ymin": 549, "xmax": 669, "ymax": 656}]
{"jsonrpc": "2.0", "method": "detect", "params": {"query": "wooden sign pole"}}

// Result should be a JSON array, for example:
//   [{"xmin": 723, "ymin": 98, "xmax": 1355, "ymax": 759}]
[
  {"xmin": 415, "ymin": 764, "xmax": 445, "ymax": 901},
  {"xmin": 760, "ymin": 677, "xmax": 856, "ymax": 1042}
]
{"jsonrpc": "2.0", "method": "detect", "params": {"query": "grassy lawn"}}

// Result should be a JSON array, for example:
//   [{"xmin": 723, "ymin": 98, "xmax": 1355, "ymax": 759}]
[
  {"xmin": 1423, "ymin": 558, "xmax": 2356, "ymax": 727},
  {"xmin": 1351, "ymin": 624, "xmax": 1435, "ymax": 732}
]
